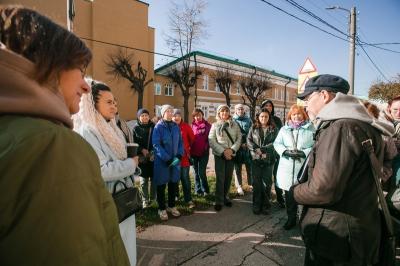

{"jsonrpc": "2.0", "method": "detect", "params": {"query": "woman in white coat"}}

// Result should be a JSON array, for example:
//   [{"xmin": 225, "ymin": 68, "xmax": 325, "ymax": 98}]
[
  {"xmin": 74, "ymin": 80, "xmax": 139, "ymax": 265},
  {"xmin": 273, "ymin": 104, "xmax": 314, "ymax": 230}
]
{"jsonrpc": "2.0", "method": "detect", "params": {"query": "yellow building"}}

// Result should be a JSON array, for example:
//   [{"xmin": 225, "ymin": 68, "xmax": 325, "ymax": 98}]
[
  {"xmin": 154, "ymin": 51, "xmax": 298, "ymax": 123},
  {"xmin": 4, "ymin": 0, "xmax": 155, "ymax": 120}
]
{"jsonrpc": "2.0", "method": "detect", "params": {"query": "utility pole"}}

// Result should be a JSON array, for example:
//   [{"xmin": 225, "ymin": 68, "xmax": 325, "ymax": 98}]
[
  {"xmin": 326, "ymin": 6, "xmax": 356, "ymax": 95},
  {"xmin": 349, "ymin": 7, "xmax": 356, "ymax": 95}
]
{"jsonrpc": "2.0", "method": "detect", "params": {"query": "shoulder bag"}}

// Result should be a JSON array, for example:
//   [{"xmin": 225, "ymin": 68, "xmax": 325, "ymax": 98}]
[{"xmin": 112, "ymin": 177, "xmax": 143, "ymax": 223}]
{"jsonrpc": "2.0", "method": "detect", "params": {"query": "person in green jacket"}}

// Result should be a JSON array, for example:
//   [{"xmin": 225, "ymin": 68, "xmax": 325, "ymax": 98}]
[{"xmin": 0, "ymin": 6, "xmax": 130, "ymax": 266}]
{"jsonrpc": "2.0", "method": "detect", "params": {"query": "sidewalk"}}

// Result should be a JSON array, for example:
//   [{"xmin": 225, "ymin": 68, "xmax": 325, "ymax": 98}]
[{"xmin": 136, "ymin": 193, "xmax": 305, "ymax": 265}]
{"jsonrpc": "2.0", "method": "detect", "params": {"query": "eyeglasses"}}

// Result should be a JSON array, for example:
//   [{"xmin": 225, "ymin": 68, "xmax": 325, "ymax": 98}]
[{"xmin": 303, "ymin": 91, "xmax": 320, "ymax": 103}]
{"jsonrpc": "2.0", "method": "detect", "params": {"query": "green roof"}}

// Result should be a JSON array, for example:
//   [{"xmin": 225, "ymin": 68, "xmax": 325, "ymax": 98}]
[{"xmin": 155, "ymin": 50, "xmax": 297, "ymax": 82}]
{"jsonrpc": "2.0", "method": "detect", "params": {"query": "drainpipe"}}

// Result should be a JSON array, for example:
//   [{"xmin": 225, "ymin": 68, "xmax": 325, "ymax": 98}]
[{"xmin": 283, "ymin": 78, "xmax": 291, "ymax": 124}]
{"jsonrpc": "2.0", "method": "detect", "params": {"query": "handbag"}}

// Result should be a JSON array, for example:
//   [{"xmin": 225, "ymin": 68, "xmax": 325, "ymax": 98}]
[{"xmin": 112, "ymin": 177, "xmax": 142, "ymax": 223}]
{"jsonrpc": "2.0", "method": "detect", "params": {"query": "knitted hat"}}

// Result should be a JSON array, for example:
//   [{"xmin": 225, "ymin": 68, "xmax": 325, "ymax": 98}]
[
  {"xmin": 216, "ymin": 104, "xmax": 230, "ymax": 114},
  {"xmin": 235, "ymin": 103, "xmax": 245, "ymax": 110},
  {"xmin": 137, "ymin": 108, "xmax": 149, "ymax": 118},
  {"xmin": 160, "ymin": 104, "xmax": 173, "ymax": 117},
  {"xmin": 173, "ymin": 108, "xmax": 182, "ymax": 116}
]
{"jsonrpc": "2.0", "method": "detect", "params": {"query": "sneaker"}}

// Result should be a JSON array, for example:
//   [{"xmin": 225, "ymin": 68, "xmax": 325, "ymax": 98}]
[
  {"xmin": 158, "ymin": 210, "xmax": 168, "ymax": 221},
  {"xmin": 237, "ymin": 186, "xmax": 244, "ymax": 196},
  {"xmin": 142, "ymin": 201, "xmax": 149, "ymax": 209},
  {"xmin": 248, "ymin": 185, "xmax": 253, "ymax": 192},
  {"xmin": 166, "ymin": 207, "xmax": 181, "ymax": 217},
  {"xmin": 188, "ymin": 201, "xmax": 195, "ymax": 209}
]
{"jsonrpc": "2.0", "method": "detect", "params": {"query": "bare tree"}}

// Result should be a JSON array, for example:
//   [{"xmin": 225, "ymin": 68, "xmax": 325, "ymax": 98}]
[
  {"xmin": 240, "ymin": 73, "xmax": 273, "ymax": 120},
  {"xmin": 106, "ymin": 49, "xmax": 153, "ymax": 110},
  {"xmin": 213, "ymin": 65, "xmax": 233, "ymax": 107},
  {"xmin": 165, "ymin": 0, "xmax": 207, "ymax": 122}
]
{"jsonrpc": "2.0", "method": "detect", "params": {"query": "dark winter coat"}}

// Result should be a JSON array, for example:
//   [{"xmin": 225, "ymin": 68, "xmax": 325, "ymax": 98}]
[
  {"xmin": 152, "ymin": 120, "xmax": 184, "ymax": 185},
  {"xmin": 293, "ymin": 93, "xmax": 394, "ymax": 264},
  {"xmin": 247, "ymin": 125, "xmax": 279, "ymax": 165},
  {"xmin": 133, "ymin": 121, "xmax": 155, "ymax": 178}
]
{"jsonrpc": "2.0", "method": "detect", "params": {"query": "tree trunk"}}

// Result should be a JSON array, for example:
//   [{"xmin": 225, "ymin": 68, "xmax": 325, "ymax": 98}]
[
  {"xmin": 183, "ymin": 93, "xmax": 190, "ymax": 123},
  {"xmin": 137, "ymin": 90, "xmax": 144, "ymax": 111},
  {"xmin": 225, "ymin": 94, "xmax": 231, "ymax": 107}
]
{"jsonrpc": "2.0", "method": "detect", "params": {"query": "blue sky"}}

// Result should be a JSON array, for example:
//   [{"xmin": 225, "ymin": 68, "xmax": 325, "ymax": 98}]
[{"xmin": 145, "ymin": 0, "xmax": 400, "ymax": 97}]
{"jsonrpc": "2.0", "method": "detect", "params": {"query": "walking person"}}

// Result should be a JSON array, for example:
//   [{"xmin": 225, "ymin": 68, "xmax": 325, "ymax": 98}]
[
  {"xmin": 133, "ymin": 108, "xmax": 156, "ymax": 208},
  {"xmin": 152, "ymin": 105, "xmax": 184, "ymax": 221},
  {"xmin": 291, "ymin": 74, "xmax": 394, "ymax": 265},
  {"xmin": 247, "ymin": 108, "xmax": 279, "ymax": 215},
  {"xmin": 0, "ymin": 6, "xmax": 129, "ymax": 265},
  {"xmin": 74, "ymin": 80, "xmax": 139, "ymax": 265},
  {"xmin": 191, "ymin": 108, "xmax": 211, "ymax": 196},
  {"xmin": 233, "ymin": 104, "xmax": 253, "ymax": 195},
  {"xmin": 273, "ymin": 104, "xmax": 314, "ymax": 230},
  {"xmin": 173, "ymin": 109, "xmax": 196, "ymax": 208},
  {"xmin": 261, "ymin": 99, "xmax": 285, "ymax": 208},
  {"xmin": 209, "ymin": 105, "xmax": 242, "ymax": 211}
]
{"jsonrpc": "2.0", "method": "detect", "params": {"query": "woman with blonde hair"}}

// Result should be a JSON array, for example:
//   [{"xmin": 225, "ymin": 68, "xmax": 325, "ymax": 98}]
[
  {"xmin": 209, "ymin": 104, "xmax": 242, "ymax": 211},
  {"xmin": 273, "ymin": 104, "xmax": 314, "ymax": 230},
  {"xmin": 0, "ymin": 5, "xmax": 129, "ymax": 265},
  {"xmin": 74, "ymin": 80, "xmax": 139, "ymax": 265}
]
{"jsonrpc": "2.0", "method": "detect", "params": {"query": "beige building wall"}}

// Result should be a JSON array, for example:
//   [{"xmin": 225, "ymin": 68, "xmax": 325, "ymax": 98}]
[
  {"xmin": 154, "ymin": 63, "xmax": 298, "ymax": 123},
  {"xmin": 4, "ymin": 0, "xmax": 155, "ymax": 121}
]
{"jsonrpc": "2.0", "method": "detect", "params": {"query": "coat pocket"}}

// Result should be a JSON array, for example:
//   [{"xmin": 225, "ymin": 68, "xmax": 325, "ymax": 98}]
[{"xmin": 301, "ymin": 208, "xmax": 351, "ymax": 262}]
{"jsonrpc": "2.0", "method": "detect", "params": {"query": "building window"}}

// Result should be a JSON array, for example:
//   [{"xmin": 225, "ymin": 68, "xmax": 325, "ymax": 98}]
[
  {"xmin": 215, "ymin": 82, "xmax": 220, "ymax": 92},
  {"xmin": 164, "ymin": 83, "xmax": 174, "ymax": 96},
  {"xmin": 201, "ymin": 106, "xmax": 209, "ymax": 118},
  {"xmin": 154, "ymin": 83, "xmax": 161, "ymax": 95},
  {"xmin": 202, "ymin": 75, "xmax": 209, "ymax": 90},
  {"xmin": 236, "ymin": 82, "xmax": 241, "ymax": 95}
]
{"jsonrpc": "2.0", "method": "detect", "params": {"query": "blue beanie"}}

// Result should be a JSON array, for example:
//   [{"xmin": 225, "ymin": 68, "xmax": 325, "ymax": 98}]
[{"xmin": 137, "ymin": 108, "xmax": 149, "ymax": 118}]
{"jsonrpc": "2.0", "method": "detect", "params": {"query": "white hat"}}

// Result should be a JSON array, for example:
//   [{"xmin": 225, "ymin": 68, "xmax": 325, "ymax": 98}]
[{"xmin": 160, "ymin": 104, "xmax": 173, "ymax": 117}]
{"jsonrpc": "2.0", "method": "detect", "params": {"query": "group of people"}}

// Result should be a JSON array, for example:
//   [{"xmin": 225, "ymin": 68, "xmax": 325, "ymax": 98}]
[{"xmin": 2, "ymin": 5, "xmax": 400, "ymax": 266}]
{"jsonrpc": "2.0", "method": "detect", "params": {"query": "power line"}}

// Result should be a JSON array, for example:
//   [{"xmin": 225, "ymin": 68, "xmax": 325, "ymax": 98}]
[
  {"xmin": 284, "ymin": 0, "xmax": 349, "ymax": 38},
  {"xmin": 258, "ymin": 0, "xmax": 349, "ymax": 42},
  {"xmin": 356, "ymin": 38, "xmax": 389, "ymax": 82},
  {"xmin": 79, "ymin": 36, "xmax": 294, "ymax": 83}
]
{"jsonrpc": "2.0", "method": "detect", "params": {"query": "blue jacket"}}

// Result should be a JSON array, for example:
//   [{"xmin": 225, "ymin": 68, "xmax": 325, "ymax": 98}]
[
  {"xmin": 233, "ymin": 114, "xmax": 252, "ymax": 143},
  {"xmin": 273, "ymin": 122, "xmax": 315, "ymax": 191},
  {"xmin": 152, "ymin": 120, "xmax": 184, "ymax": 185}
]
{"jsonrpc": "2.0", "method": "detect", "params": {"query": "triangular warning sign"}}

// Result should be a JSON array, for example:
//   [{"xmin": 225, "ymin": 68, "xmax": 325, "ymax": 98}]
[
  {"xmin": 299, "ymin": 76, "xmax": 310, "ymax": 94},
  {"xmin": 299, "ymin": 58, "xmax": 317, "ymax": 74}
]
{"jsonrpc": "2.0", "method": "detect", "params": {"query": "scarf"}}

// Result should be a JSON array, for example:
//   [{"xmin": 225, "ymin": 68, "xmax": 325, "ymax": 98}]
[{"xmin": 288, "ymin": 120, "xmax": 305, "ymax": 129}]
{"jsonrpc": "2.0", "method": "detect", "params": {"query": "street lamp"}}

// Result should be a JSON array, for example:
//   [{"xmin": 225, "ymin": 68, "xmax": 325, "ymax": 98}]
[{"xmin": 326, "ymin": 6, "xmax": 356, "ymax": 95}]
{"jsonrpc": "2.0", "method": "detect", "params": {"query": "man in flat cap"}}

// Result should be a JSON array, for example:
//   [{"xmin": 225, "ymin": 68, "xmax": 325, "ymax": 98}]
[{"xmin": 291, "ymin": 74, "xmax": 394, "ymax": 265}]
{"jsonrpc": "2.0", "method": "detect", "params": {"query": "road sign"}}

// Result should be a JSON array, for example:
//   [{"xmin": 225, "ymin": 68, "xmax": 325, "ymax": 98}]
[{"xmin": 298, "ymin": 58, "xmax": 318, "ymax": 105}]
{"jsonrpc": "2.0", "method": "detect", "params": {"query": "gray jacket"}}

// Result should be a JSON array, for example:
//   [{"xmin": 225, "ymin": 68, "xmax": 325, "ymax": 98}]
[
  {"xmin": 77, "ymin": 123, "xmax": 137, "ymax": 193},
  {"xmin": 209, "ymin": 118, "xmax": 242, "ymax": 156}
]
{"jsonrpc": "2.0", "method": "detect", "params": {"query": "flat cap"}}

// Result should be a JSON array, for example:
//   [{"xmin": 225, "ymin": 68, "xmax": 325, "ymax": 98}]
[{"xmin": 297, "ymin": 74, "xmax": 350, "ymax": 100}]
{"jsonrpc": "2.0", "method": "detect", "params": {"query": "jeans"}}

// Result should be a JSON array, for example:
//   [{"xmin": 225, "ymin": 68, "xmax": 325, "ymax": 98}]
[
  {"xmin": 140, "ymin": 176, "xmax": 156, "ymax": 203},
  {"xmin": 179, "ymin": 166, "xmax": 192, "ymax": 202},
  {"xmin": 234, "ymin": 161, "xmax": 252, "ymax": 187},
  {"xmin": 214, "ymin": 155, "xmax": 234, "ymax": 205},
  {"xmin": 193, "ymin": 153, "xmax": 210, "ymax": 194},
  {"xmin": 252, "ymin": 162, "xmax": 273, "ymax": 212},
  {"xmin": 157, "ymin": 182, "xmax": 177, "ymax": 210}
]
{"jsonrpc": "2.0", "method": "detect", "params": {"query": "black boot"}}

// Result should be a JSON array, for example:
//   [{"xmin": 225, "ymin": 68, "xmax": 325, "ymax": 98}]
[{"xmin": 283, "ymin": 218, "xmax": 296, "ymax": 230}]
